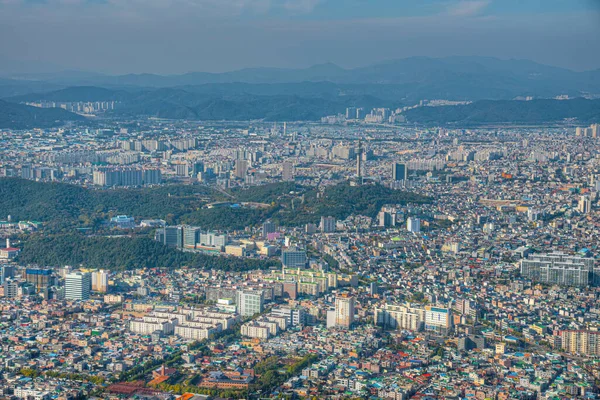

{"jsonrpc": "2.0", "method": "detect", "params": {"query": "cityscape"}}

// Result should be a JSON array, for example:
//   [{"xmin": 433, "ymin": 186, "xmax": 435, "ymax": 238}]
[{"xmin": 1, "ymin": 1, "xmax": 600, "ymax": 400}]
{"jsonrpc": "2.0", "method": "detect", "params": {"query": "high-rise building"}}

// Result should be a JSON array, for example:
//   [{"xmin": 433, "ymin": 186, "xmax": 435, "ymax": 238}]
[
  {"xmin": 378, "ymin": 211, "xmax": 394, "ymax": 227},
  {"xmin": 356, "ymin": 108, "xmax": 365, "ymax": 119},
  {"xmin": 332, "ymin": 145, "xmax": 355, "ymax": 160},
  {"xmin": 91, "ymin": 270, "xmax": 109, "ymax": 293},
  {"xmin": 520, "ymin": 252, "xmax": 596, "ymax": 287},
  {"xmin": 160, "ymin": 226, "xmax": 184, "ymax": 248},
  {"xmin": 375, "ymin": 303, "xmax": 425, "ymax": 331},
  {"xmin": 281, "ymin": 249, "xmax": 307, "ymax": 268},
  {"xmin": 346, "ymin": 107, "xmax": 357, "ymax": 120},
  {"xmin": 393, "ymin": 163, "xmax": 408, "ymax": 181},
  {"xmin": 578, "ymin": 196, "xmax": 592, "ymax": 214},
  {"xmin": 199, "ymin": 231, "xmax": 228, "ymax": 248},
  {"xmin": 234, "ymin": 160, "xmax": 249, "ymax": 179},
  {"xmin": 236, "ymin": 289, "xmax": 264, "ymax": 317},
  {"xmin": 193, "ymin": 161, "xmax": 205, "ymax": 175},
  {"xmin": 560, "ymin": 330, "xmax": 600, "ymax": 356},
  {"xmin": 282, "ymin": 162, "xmax": 295, "ymax": 182},
  {"xmin": 3, "ymin": 279, "xmax": 19, "ymax": 298},
  {"xmin": 424, "ymin": 305, "xmax": 453, "ymax": 334},
  {"xmin": 335, "ymin": 296, "xmax": 355, "ymax": 328},
  {"xmin": 0, "ymin": 265, "xmax": 15, "ymax": 284},
  {"xmin": 24, "ymin": 268, "xmax": 54, "ymax": 292},
  {"xmin": 143, "ymin": 169, "xmax": 162, "ymax": 185},
  {"xmin": 320, "ymin": 216, "xmax": 336, "ymax": 233},
  {"xmin": 174, "ymin": 163, "xmax": 189, "ymax": 177},
  {"xmin": 305, "ymin": 223, "xmax": 317, "ymax": 234},
  {"xmin": 262, "ymin": 221, "xmax": 276, "ymax": 239},
  {"xmin": 21, "ymin": 165, "xmax": 33, "ymax": 180},
  {"xmin": 65, "ymin": 272, "xmax": 91, "ymax": 301},
  {"xmin": 183, "ymin": 226, "xmax": 201, "ymax": 248},
  {"xmin": 407, "ymin": 217, "xmax": 421, "ymax": 233},
  {"xmin": 93, "ymin": 168, "xmax": 144, "ymax": 187}
]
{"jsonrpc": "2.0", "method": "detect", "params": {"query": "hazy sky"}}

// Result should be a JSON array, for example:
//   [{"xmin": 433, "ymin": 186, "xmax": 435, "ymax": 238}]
[{"xmin": 1, "ymin": 0, "xmax": 599, "ymax": 74}]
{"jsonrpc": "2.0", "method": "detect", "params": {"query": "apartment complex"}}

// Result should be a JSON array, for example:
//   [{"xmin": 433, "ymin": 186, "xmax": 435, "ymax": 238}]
[{"xmin": 520, "ymin": 252, "xmax": 597, "ymax": 287}]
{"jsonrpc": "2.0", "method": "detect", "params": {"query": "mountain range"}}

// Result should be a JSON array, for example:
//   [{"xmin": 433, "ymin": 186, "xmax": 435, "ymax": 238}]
[
  {"xmin": 3, "ymin": 56, "xmax": 600, "ymax": 101},
  {"xmin": 1, "ymin": 56, "xmax": 600, "ymax": 128}
]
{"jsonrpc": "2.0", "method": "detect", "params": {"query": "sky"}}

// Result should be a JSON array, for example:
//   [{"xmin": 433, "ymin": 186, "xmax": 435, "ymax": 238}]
[{"xmin": 1, "ymin": 0, "xmax": 599, "ymax": 75}]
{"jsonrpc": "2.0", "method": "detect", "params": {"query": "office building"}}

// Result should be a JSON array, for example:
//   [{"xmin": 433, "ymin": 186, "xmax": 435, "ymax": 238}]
[
  {"xmin": 0, "ymin": 265, "xmax": 15, "ymax": 284},
  {"xmin": 183, "ymin": 226, "xmax": 201, "ymax": 248},
  {"xmin": 281, "ymin": 249, "xmax": 307, "ymax": 268},
  {"xmin": 458, "ymin": 335, "xmax": 486, "ymax": 351},
  {"xmin": 393, "ymin": 163, "xmax": 408, "ymax": 181},
  {"xmin": 65, "ymin": 272, "xmax": 91, "ymax": 301},
  {"xmin": 159, "ymin": 226, "xmax": 184, "ymax": 248},
  {"xmin": 335, "ymin": 296, "xmax": 355, "ymax": 328},
  {"xmin": 236, "ymin": 289, "xmax": 264, "ymax": 317}
]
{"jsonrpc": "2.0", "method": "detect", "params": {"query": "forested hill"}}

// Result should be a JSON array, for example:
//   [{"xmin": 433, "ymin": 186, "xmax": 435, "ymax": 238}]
[
  {"xmin": 0, "ymin": 178, "xmax": 214, "ymax": 231},
  {"xmin": 0, "ymin": 179, "xmax": 430, "ymax": 231},
  {"xmin": 0, "ymin": 99, "xmax": 85, "ymax": 129},
  {"xmin": 403, "ymin": 98, "xmax": 600, "ymax": 126},
  {"xmin": 18, "ymin": 234, "xmax": 280, "ymax": 271}
]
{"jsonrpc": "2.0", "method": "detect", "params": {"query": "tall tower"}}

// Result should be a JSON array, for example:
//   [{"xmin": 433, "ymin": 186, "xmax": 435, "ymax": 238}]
[{"xmin": 356, "ymin": 141, "xmax": 363, "ymax": 178}]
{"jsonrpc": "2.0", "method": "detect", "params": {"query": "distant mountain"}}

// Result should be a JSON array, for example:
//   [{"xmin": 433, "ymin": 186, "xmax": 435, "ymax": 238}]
[
  {"xmin": 8, "ymin": 56, "xmax": 598, "ymax": 101},
  {"xmin": 0, "ymin": 100, "xmax": 85, "ymax": 129},
  {"xmin": 114, "ymin": 92, "xmax": 389, "ymax": 121},
  {"xmin": 8, "ymin": 85, "xmax": 600, "ymax": 124},
  {"xmin": 10, "ymin": 82, "xmax": 410, "ymax": 102},
  {"xmin": 403, "ymin": 98, "xmax": 600, "ymax": 126},
  {"xmin": 0, "ymin": 78, "xmax": 65, "ymax": 98},
  {"xmin": 10, "ymin": 86, "xmax": 135, "ymax": 103}
]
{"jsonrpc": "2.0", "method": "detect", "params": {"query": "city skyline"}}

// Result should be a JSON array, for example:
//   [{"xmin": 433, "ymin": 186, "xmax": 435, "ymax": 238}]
[{"xmin": 2, "ymin": 0, "xmax": 600, "ymax": 398}]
